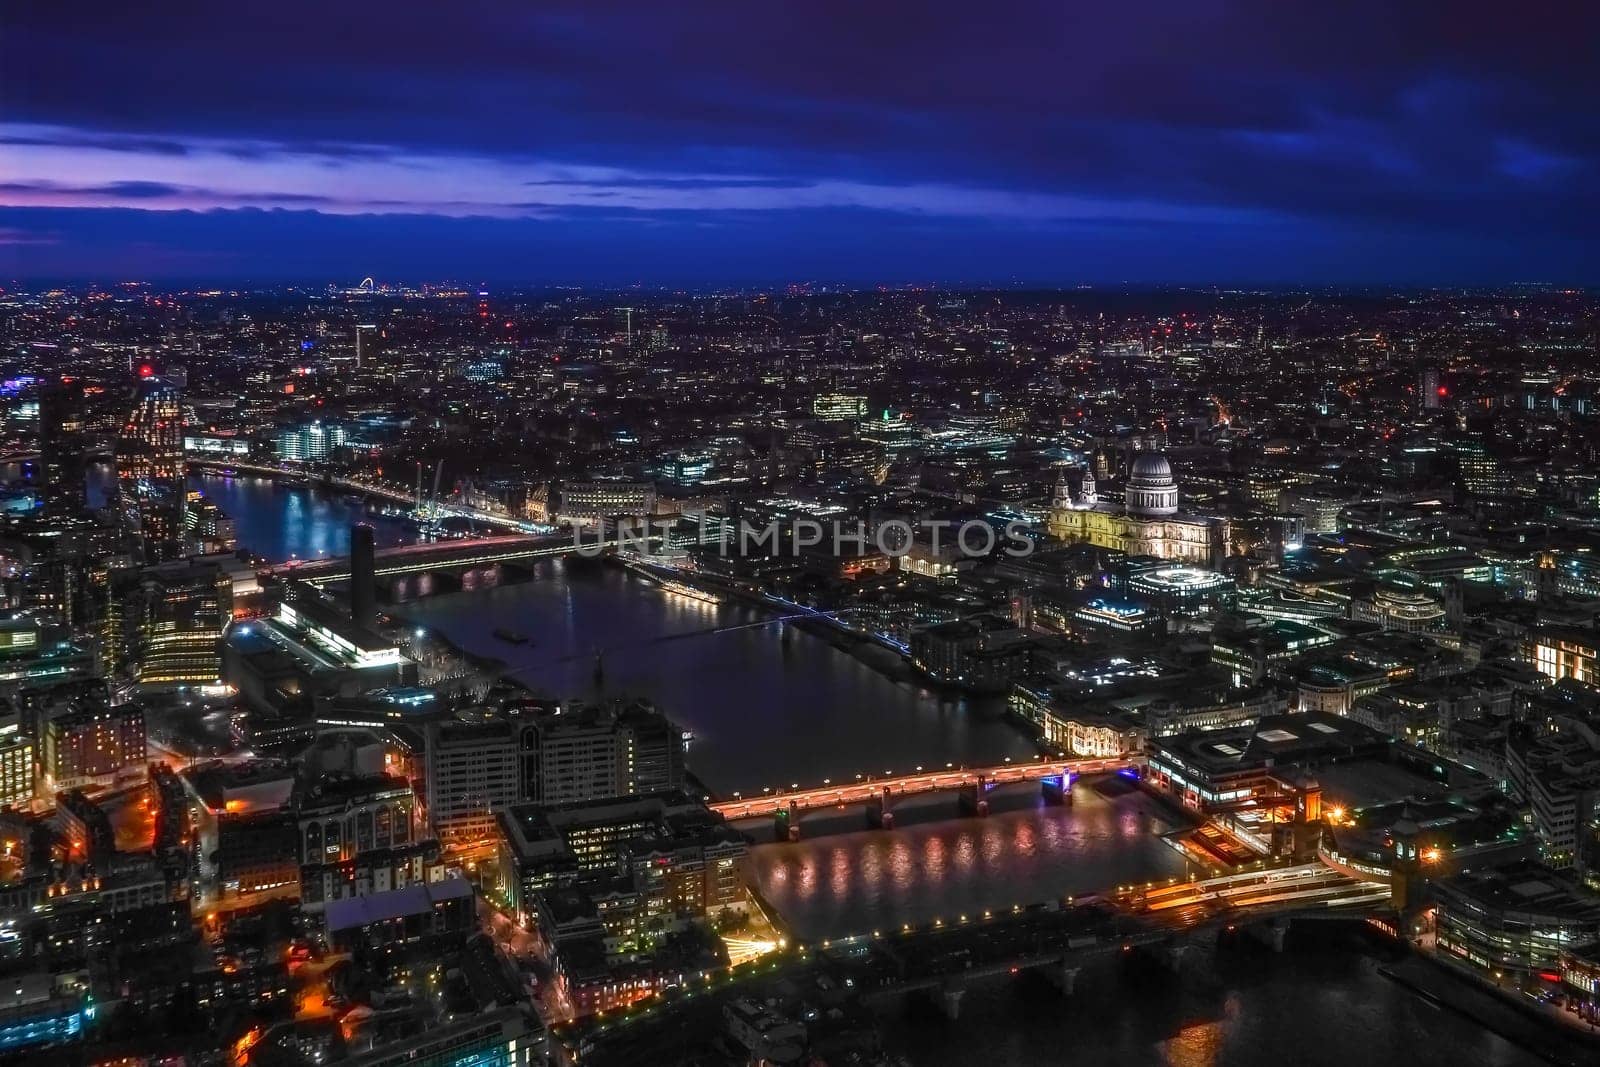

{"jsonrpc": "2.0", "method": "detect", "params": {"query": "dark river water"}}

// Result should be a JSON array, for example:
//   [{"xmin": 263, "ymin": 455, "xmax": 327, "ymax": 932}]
[
  {"xmin": 402, "ymin": 559, "xmax": 1037, "ymax": 795},
  {"xmin": 877, "ymin": 923, "xmax": 1540, "ymax": 1067},
  {"xmin": 189, "ymin": 470, "xmax": 1549, "ymax": 1067}
]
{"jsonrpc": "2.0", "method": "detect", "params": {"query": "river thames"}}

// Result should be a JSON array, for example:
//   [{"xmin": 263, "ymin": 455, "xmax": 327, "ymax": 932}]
[
  {"xmin": 744, "ymin": 777, "xmax": 1193, "ymax": 940},
  {"xmin": 191, "ymin": 471, "xmax": 1544, "ymax": 1066}
]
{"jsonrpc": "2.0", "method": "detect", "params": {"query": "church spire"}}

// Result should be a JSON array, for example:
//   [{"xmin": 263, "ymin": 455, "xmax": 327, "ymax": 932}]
[{"xmin": 1051, "ymin": 466, "xmax": 1072, "ymax": 509}]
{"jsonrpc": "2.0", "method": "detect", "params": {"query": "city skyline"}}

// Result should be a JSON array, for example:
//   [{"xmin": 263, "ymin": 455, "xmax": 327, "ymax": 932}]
[
  {"xmin": 3, "ymin": 2, "xmax": 1598, "ymax": 284},
  {"xmin": 4, "ymin": 276, "xmax": 1600, "ymax": 1063},
  {"xmin": 3, "ymin": 5, "xmax": 1600, "ymax": 1063}
]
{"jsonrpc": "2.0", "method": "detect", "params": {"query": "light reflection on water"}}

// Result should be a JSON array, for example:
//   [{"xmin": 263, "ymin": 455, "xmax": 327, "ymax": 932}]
[{"xmin": 746, "ymin": 782, "xmax": 1193, "ymax": 941}]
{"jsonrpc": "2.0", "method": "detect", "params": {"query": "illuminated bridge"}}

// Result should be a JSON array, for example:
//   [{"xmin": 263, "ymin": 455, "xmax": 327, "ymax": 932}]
[
  {"xmin": 188, "ymin": 456, "xmax": 543, "ymax": 532},
  {"xmin": 1125, "ymin": 861, "xmax": 1390, "ymax": 919},
  {"xmin": 264, "ymin": 533, "xmax": 619, "ymax": 585},
  {"xmin": 711, "ymin": 756, "xmax": 1138, "ymax": 837}
]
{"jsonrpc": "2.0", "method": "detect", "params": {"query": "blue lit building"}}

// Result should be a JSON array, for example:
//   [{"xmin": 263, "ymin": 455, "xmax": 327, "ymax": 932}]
[
  {"xmin": 0, "ymin": 974, "xmax": 91, "ymax": 1055},
  {"xmin": 275, "ymin": 420, "xmax": 350, "ymax": 461}
]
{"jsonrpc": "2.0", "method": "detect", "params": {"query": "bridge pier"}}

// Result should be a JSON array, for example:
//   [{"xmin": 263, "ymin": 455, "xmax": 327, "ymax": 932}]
[
  {"xmin": 940, "ymin": 978, "xmax": 965, "ymax": 1021},
  {"xmin": 957, "ymin": 775, "xmax": 990, "ymax": 817},
  {"xmin": 1041, "ymin": 772, "xmax": 1073, "ymax": 806},
  {"xmin": 458, "ymin": 563, "xmax": 503, "ymax": 592},
  {"xmin": 1042, "ymin": 960, "xmax": 1080, "ymax": 996},
  {"xmin": 864, "ymin": 787, "xmax": 895, "ymax": 830},
  {"xmin": 1246, "ymin": 917, "xmax": 1289, "ymax": 954},
  {"xmin": 500, "ymin": 559, "xmax": 541, "ymax": 584},
  {"xmin": 1146, "ymin": 940, "xmax": 1191, "ymax": 973},
  {"xmin": 774, "ymin": 801, "xmax": 799, "ymax": 842},
  {"xmin": 424, "ymin": 568, "xmax": 463, "ymax": 596}
]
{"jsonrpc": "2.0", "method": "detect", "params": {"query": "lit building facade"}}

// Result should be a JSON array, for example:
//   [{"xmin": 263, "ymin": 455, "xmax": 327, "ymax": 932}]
[
  {"xmin": 275, "ymin": 420, "xmax": 348, "ymax": 461},
  {"xmin": 297, "ymin": 774, "xmax": 432, "ymax": 911},
  {"xmin": 0, "ymin": 724, "xmax": 35, "ymax": 811},
  {"xmin": 557, "ymin": 480, "xmax": 657, "ymax": 526},
  {"xmin": 1046, "ymin": 453, "xmax": 1227, "ymax": 567},
  {"xmin": 425, "ymin": 721, "xmax": 519, "ymax": 848},
  {"xmin": 135, "ymin": 557, "xmax": 233, "ymax": 687},
  {"xmin": 1352, "ymin": 573, "xmax": 1448, "ymax": 634},
  {"xmin": 116, "ymin": 374, "xmax": 186, "ymax": 563},
  {"xmin": 1528, "ymin": 626, "xmax": 1597, "ymax": 686},
  {"xmin": 495, "ymin": 791, "xmax": 747, "ymax": 931},
  {"xmin": 518, "ymin": 701, "xmax": 685, "ymax": 806},
  {"xmin": 42, "ymin": 704, "xmax": 146, "ymax": 792},
  {"xmin": 1507, "ymin": 727, "xmax": 1600, "ymax": 870},
  {"xmin": 812, "ymin": 393, "xmax": 868, "ymax": 421}
]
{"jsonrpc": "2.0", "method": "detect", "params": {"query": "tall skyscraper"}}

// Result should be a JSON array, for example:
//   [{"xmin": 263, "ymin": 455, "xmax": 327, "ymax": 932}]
[
  {"xmin": 37, "ymin": 376, "xmax": 87, "ymax": 512},
  {"xmin": 116, "ymin": 371, "xmax": 186, "ymax": 563}
]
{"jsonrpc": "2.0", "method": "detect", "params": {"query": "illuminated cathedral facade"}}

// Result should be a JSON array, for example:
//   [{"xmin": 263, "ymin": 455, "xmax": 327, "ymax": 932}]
[{"xmin": 1046, "ymin": 452, "xmax": 1228, "ymax": 567}]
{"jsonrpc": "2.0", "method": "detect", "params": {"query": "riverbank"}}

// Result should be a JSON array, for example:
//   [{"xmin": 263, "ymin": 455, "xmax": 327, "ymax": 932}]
[
  {"xmin": 638, "ymin": 558, "xmax": 1029, "ymax": 701},
  {"xmin": 1381, "ymin": 951, "xmax": 1600, "ymax": 1066}
]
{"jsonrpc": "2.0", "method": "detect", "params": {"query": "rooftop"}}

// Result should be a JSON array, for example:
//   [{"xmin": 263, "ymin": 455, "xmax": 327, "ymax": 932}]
[
  {"xmin": 1435, "ymin": 862, "xmax": 1600, "ymax": 925},
  {"xmin": 324, "ymin": 876, "xmax": 473, "ymax": 933}
]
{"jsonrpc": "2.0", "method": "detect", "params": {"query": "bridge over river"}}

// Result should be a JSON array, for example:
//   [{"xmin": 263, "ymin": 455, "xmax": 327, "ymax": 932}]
[
  {"xmin": 563, "ymin": 854, "xmax": 1397, "ymax": 1062},
  {"xmin": 714, "ymin": 757, "xmax": 1138, "ymax": 838}
]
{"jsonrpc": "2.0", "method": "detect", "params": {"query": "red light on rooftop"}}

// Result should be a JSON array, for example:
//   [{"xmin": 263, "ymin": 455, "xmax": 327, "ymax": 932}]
[
  {"xmin": 1437, "ymin": 386, "xmax": 1448, "ymax": 397},
  {"xmin": 138, "ymin": 363, "xmax": 154, "ymax": 378}
]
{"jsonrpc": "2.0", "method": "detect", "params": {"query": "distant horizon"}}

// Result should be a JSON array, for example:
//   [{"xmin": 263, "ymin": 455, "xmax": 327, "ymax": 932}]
[{"xmin": 4, "ymin": 271, "xmax": 1593, "ymax": 295}]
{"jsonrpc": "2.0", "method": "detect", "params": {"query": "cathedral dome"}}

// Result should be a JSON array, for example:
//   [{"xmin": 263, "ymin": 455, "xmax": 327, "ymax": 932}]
[
  {"xmin": 1128, "ymin": 452, "xmax": 1174, "ymax": 483},
  {"xmin": 1125, "ymin": 451, "xmax": 1179, "ymax": 516}
]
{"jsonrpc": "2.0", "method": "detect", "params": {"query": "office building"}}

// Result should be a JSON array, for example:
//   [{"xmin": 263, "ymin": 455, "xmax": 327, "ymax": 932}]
[
  {"xmin": 185, "ymin": 761, "xmax": 299, "ymax": 899},
  {"xmin": 36, "ymin": 377, "xmax": 87, "ymax": 513},
  {"xmin": 42, "ymin": 702, "xmax": 145, "ymax": 792},
  {"xmin": 0, "ymin": 617, "xmax": 97, "ymax": 699},
  {"xmin": 496, "ymin": 791, "xmax": 747, "ymax": 928},
  {"xmin": 183, "ymin": 490, "xmax": 237, "ymax": 553},
  {"xmin": 134, "ymin": 556, "xmax": 235, "ymax": 687},
  {"xmin": 1507, "ymin": 726, "xmax": 1600, "ymax": 870},
  {"xmin": 296, "ymin": 773, "xmax": 434, "ymax": 911},
  {"xmin": 1434, "ymin": 862, "xmax": 1600, "ymax": 982},
  {"xmin": 274, "ymin": 420, "xmax": 348, "ymax": 461},
  {"xmin": 556, "ymin": 480, "xmax": 656, "ymax": 525},
  {"xmin": 0, "ymin": 721, "xmax": 34, "ymax": 812},
  {"xmin": 425, "ymin": 720, "xmax": 519, "ymax": 848},
  {"xmin": 812, "ymin": 393, "xmax": 868, "ymax": 421},
  {"xmin": 116, "ymin": 372, "xmax": 186, "ymax": 563},
  {"xmin": 1528, "ymin": 626, "xmax": 1598, "ymax": 686},
  {"xmin": 518, "ymin": 700, "xmax": 685, "ymax": 805}
]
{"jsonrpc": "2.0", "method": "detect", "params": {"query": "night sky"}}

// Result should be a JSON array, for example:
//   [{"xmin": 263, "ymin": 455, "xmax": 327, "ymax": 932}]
[{"xmin": 2, "ymin": 2, "xmax": 1596, "ymax": 285}]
